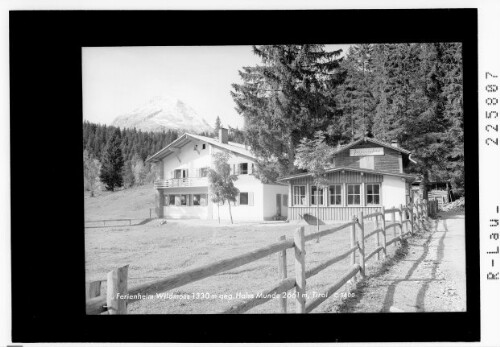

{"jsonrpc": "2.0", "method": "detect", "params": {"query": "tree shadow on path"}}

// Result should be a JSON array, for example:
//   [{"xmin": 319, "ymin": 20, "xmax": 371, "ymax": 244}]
[
  {"xmin": 413, "ymin": 218, "xmax": 448, "ymax": 311},
  {"xmin": 379, "ymin": 218, "xmax": 447, "ymax": 312},
  {"xmin": 334, "ymin": 218, "xmax": 441, "ymax": 313}
]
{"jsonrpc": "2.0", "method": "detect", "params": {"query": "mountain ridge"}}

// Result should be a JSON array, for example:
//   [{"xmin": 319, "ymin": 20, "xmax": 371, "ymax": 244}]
[{"xmin": 111, "ymin": 96, "xmax": 213, "ymax": 134}]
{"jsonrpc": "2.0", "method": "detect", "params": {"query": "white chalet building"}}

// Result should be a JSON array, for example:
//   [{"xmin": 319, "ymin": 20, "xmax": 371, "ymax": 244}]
[{"xmin": 146, "ymin": 128, "xmax": 289, "ymax": 221}]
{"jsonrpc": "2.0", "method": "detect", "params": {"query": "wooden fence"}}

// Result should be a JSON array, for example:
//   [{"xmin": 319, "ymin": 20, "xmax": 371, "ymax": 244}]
[
  {"xmin": 85, "ymin": 209, "xmax": 154, "ymax": 228},
  {"xmin": 86, "ymin": 200, "xmax": 430, "ymax": 314}
]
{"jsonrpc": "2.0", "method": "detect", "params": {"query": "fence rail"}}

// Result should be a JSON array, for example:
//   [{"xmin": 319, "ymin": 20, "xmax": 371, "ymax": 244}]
[
  {"xmin": 86, "ymin": 200, "xmax": 430, "ymax": 314},
  {"xmin": 85, "ymin": 209, "xmax": 154, "ymax": 228}
]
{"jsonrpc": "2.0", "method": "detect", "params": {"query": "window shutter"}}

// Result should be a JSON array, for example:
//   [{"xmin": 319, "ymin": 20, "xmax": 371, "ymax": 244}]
[
  {"xmin": 165, "ymin": 195, "xmax": 169, "ymax": 206},
  {"xmin": 185, "ymin": 169, "xmax": 189, "ymax": 178},
  {"xmin": 283, "ymin": 194, "xmax": 288, "ymax": 206},
  {"xmin": 248, "ymin": 192, "xmax": 254, "ymax": 206},
  {"xmin": 235, "ymin": 164, "xmax": 239, "ymax": 175},
  {"xmin": 170, "ymin": 171, "xmax": 174, "ymax": 179},
  {"xmin": 236, "ymin": 194, "xmax": 240, "ymax": 206},
  {"xmin": 249, "ymin": 163, "xmax": 254, "ymax": 174},
  {"xmin": 230, "ymin": 165, "xmax": 233, "ymax": 175}
]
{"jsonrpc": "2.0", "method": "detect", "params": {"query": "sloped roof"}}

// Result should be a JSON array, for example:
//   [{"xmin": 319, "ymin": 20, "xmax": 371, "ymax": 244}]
[
  {"xmin": 278, "ymin": 166, "xmax": 418, "ymax": 182},
  {"xmin": 145, "ymin": 133, "xmax": 256, "ymax": 163},
  {"xmin": 332, "ymin": 137, "xmax": 411, "ymax": 156}
]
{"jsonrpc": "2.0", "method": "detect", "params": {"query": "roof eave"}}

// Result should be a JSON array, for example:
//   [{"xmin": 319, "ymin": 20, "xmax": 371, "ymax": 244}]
[
  {"xmin": 145, "ymin": 133, "xmax": 189, "ymax": 163},
  {"xmin": 278, "ymin": 167, "xmax": 418, "ymax": 182}
]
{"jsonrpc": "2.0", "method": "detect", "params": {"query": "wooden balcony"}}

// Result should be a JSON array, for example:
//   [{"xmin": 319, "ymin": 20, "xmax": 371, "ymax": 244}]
[{"xmin": 154, "ymin": 177, "xmax": 208, "ymax": 189}]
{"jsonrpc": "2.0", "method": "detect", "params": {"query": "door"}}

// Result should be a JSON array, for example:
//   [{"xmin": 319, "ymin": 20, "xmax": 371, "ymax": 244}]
[{"xmin": 276, "ymin": 194, "xmax": 282, "ymax": 217}]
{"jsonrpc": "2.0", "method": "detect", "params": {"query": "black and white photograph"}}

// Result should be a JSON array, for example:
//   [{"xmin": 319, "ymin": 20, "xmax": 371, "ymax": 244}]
[
  {"xmin": 8, "ymin": 7, "xmax": 488, "ymax": 344},
  {"xmin": 83, "ymin": 43, "xmax": 466, "ymax": 315}
]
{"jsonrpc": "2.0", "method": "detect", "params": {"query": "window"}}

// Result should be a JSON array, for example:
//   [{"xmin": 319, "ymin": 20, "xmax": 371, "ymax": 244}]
[
  {"xmin": 311, "ymin": 186, "xmax": 324, "ymax": 205},
  {"xmin": 293, "ymin": 186, "xmax": 306, "ymax": 205},
  {"xmin": 199, "ymin": 167, "xmax": 209, "ymax": 177},
  {"xmin": 347, "ymin": 184, "xmax": 361, "ymax": 205},
  {"xmin": 329, "ymin": 185, "xmax": 342, "ymax": 205},
  {"xmin": 174, "ymin": 169, "xmax": 187, "ymax": 179},
  {"xmin": 239, "ymin": 163, "xmax": 248, "ymax": 175},
  {"xmin": 202, "ymin": 144, "xmax": 206, "ymax": 150},
  {"xmin": 193, "ymin": 194, "xmax": 201, "ymax": 206},
  {"xmin": 240, "ymin": 192, "xmax": 249, "ymax": 205},
  {"xmin": 169, "ymin": 195, "xmax": 175, "ymax": 205},
  {"xmin": 192, "ymin": 194, "xmax": 208, "ymax": 206},
  {"xmin": 366, "ymin": 184, "xmax": 380, "ymax": 205},
  {"xmin": 179, "ymin": 195, "xmax": 187, "ymax": 206}
]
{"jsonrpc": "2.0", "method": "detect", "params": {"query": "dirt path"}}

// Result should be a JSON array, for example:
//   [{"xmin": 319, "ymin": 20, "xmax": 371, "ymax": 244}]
[{"xmin": 329, "ymin": 211, "xmax": 466, "ymax": 313}]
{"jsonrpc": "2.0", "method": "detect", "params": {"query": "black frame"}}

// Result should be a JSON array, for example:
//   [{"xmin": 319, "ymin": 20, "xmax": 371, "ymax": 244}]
[{"xmin": 10, "ymin": 9, "xmax": 479, "ymax": 343}]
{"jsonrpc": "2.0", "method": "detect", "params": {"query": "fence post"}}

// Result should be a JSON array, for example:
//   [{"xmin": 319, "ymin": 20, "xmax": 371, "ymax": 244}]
[
  {"xmin": 277, "ymin": 235, "xmax": 288, "ymax": 313},
  {"xmin": 392, "ymin": 207, "xmax": 397, "ymax": 246},
  {"xmin": 416, "ymin": 202, "xmax": 421, "ymax": 231},
  {"xmin": 107, "ymin": 265, "xmax": 129, "ymax": 314},
  {"xmin": 381, "ymin": 207, "xmax": 387, "ymax": 259},
  {"xmin": 399, "ymin": 204, "xmax": 404, "ymax": 237},
  {"xmin": 409, "ymin": 203, "xmax": 414, "ymax": 235},
  {"xmin": 86, "ymin": 280, "xmax": 101, "ymax": 300},
  {"xmin": 350, "ymin": 216, "xmax": 358, "ymax": 280},
  {"xmin": 375, "ymin": 213, "xmax": 381, "ymax": 261},
  {"xmin": 294, "ymin": 227, "xmax": 306, "ymax": 313},
  {"xmin": 359, "ymin": 212, "xmax": 366, "ymax": 278}
]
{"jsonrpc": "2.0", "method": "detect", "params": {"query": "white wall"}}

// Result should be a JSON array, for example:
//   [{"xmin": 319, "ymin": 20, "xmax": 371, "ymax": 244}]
[
  {"xmin": 159, "ymin": 140, "xmax": 276, "ymax": 221},
  {"xmin": 164, "ymin": 206, "xmax": 209, "ymax": 219},
  {"xmin": 212, "ymin": 175, "xmax": 265, "ymax": 221},
  {"xmin": 262, "ymin": 183, "xmax": 289, "ymax": 220},
  {"xmin": 382, "ymin": 175, "xmax": 407, "ymax": 220},
  {"xmin": 162, "ymin": 141, "xmax": 256, "ymax": 179},
  {"xmin": 162, "ymin": 139, "xmax": 212, "ymax": 178}
]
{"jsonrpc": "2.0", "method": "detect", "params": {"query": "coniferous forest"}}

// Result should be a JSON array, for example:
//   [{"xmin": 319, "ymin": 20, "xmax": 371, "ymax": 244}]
[
  {"xmin": 84, "ymin": 43, "xmax": 464, "ymax": 196},
  {"xmin": 232, "ymin": 43, "xmax": 464, "ymax": 194}
]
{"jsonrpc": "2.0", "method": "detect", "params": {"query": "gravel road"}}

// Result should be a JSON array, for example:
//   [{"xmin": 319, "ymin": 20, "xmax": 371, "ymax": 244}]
[{"xmin": 326, "ymin": 211, "xmax": 466, "ymax": 313}]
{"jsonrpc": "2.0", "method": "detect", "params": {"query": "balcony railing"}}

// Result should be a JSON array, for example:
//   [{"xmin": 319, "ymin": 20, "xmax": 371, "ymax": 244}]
[{"xmin": 154, "ymin": 177, "xmax": 208, "ymax": 189}]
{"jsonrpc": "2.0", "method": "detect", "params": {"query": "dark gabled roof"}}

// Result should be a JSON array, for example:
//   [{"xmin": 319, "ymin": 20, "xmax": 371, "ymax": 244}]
[
  {"xmin": 277, "ymin": 166, "xmax": 418, "ymax": 182},
  {"xmin": 145, "ymin": 133, "xmax": 256, "ymax": 163},
  {"xmin": 332, "ymin": 137, "xmax": 411, "ymax": 156}
]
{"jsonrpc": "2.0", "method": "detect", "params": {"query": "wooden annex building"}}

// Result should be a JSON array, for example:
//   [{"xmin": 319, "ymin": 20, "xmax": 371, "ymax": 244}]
[{"xmin": 278, "ymin": 137, "xmax": 418, "ymax": 221}]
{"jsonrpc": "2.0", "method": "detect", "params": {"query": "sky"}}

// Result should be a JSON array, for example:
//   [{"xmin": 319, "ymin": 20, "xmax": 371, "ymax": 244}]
[{"xmin": 82, "ymin": 44, "xmax": 351, "ymax": 130}]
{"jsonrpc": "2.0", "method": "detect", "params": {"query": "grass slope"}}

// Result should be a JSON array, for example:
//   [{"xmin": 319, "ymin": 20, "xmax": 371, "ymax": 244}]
[{"xmin": 84, "ymin": 185, "xmax": 155, "ymax": 221}]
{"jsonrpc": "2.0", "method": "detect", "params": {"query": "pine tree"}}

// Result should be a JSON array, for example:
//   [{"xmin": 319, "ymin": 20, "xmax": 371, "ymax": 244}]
[
  {"xmin": 439, "ymin": 43, "xmax": 463, "ymax": 190},
  {"xmin": 336, "ymin": 44, "xmax": 376, "ymax": 141},
  {"xmin": 231, "ymin": 44, "xmax": 343, "ymax": 181},
  {"xmin": 99, "ymin": 128, "xmax": 125, "ymax": 191},
  {"xmin": 123, "ymin": 160, "xmax": 135, "ymax": 188},
  {"xmin": 83, "ymin": 149, "xmax": 101, "ymax": 197},
  {"xmin": 368, "ymin": 43, "xmax": 463, "ymax": 198}
]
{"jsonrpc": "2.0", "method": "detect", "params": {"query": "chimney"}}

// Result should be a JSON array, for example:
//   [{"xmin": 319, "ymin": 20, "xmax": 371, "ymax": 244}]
[
  {"xmin": 219, "ymin": 127, "xmax": 228, "ymax": 144},
  {"xmin": 391, "ymin": 139, "xmax": 399, "ymax": 148}
]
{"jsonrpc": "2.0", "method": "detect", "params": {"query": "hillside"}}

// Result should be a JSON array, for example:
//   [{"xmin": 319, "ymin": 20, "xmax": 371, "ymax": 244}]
[
  {"xmin": 84, "ymin": 185, "xmax": 155, "ymax": 221},
  {"xmin": 112, "ymin": 95, "xmax": 213, "ymax": 134}
]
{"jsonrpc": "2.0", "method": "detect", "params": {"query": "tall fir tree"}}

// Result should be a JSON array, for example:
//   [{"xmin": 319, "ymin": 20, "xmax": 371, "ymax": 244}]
[
  {"xmin": 99, "ymin": 128, "xmax": 125, "ymax": 191},
  {"xmin": 231, "ymin": 44, "xmax": 343, "ymax": 181},
  {"xmin": 335, "ymin": 44, "xmax": 376, "ymax": 141}
]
